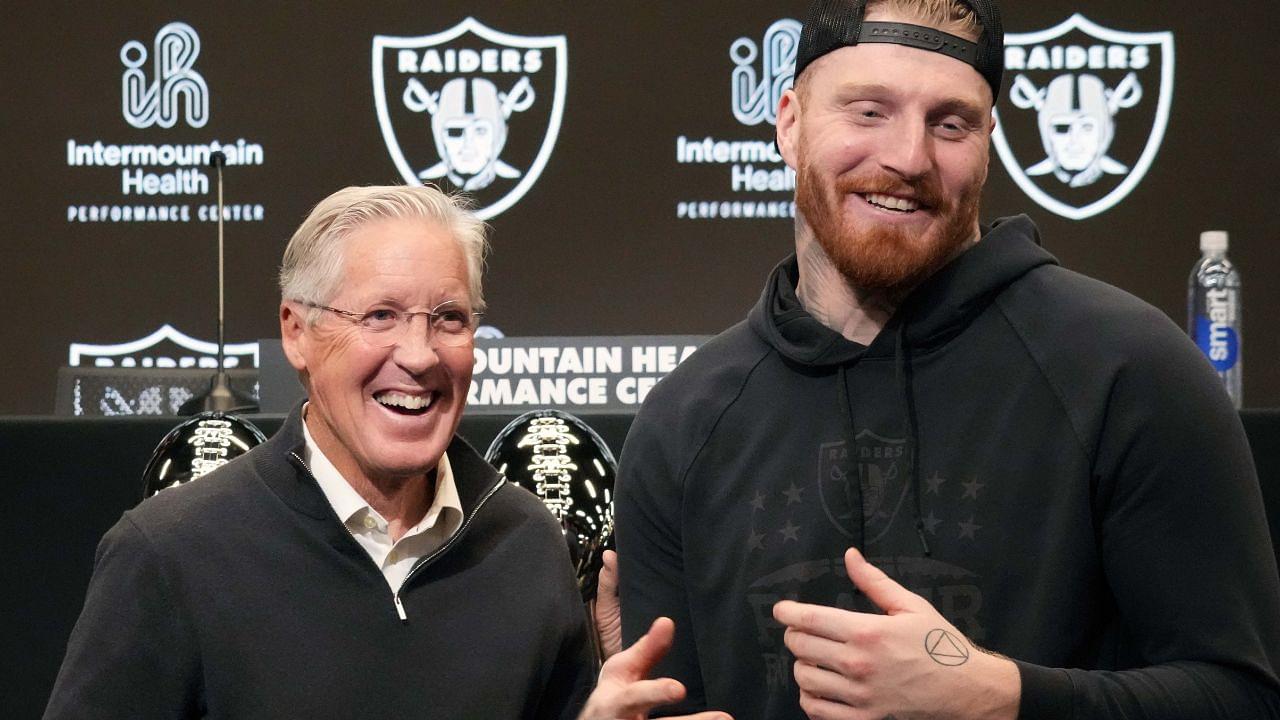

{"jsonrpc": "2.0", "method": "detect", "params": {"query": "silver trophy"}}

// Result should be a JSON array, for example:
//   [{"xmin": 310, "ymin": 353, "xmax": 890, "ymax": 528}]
[
  {"xmin": 140, "ymin": 412, "xmax": 267, "ymax": 499},
  {"xmin": 484, "ymin": 410, "xmax": 616, "ymax": 601}
]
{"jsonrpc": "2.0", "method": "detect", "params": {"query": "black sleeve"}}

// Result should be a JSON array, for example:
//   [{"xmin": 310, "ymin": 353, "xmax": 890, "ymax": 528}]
[
  {"xmin": 614, "ymin": 405, "xmax": 707, "ymax": 714},
  {"xmin": 1015, "ymin": 327, "xmax": 1280, "ymax": 719},
  {"xmin": 526, "ymin": 492, "xmax": 599, "ymax": 720},
  {"xmin": 44, "ymin": 515, "xmax": 202, "ymax": 720},
  {"xmin": 537, "ymin": 600, "xmax": 597, "ymax": 720}
]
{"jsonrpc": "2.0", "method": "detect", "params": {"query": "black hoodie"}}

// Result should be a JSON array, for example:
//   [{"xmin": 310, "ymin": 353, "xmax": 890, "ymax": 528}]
[{"xmin": 616, "ymin": 215, "xmax": 1280, "ymax": 719}]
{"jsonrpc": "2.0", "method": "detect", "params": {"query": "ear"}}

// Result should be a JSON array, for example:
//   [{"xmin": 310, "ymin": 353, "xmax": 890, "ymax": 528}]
[
  {"xmin": 776, "ymin": 87, "xmax": 802, "ymax": 170},
  {"xmin": 279, "ymin": 302, "xmax": 309, "ymax": 373}
]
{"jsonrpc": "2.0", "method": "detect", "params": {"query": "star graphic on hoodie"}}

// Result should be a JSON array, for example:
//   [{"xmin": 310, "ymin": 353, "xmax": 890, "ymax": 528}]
[
  {"xmin": 782, "ymin": 483, "xmax": 805, "ymax": 505},
  {"xmin": 922, "ymin": 511, "xmax": 942, "ymax": 536},
  {"xmin": 778, "ymin": 519, "xmax": 800, "ymax": 542},
  {"xmin": 749, "ymin": 491, "xmax": 766, "ymax": 512},
  {"xmin": 747, "ymin": 529, "xmax": 765, "ymax": 551},
  {"xmin": 925, "ymin": 472, "xmax": 947, "ymax": 495},
  {"xmin": 958, "ymin": 516, "xmax": 982, "ymax": 540},
  {"xmin": 961, "ymin": 477, "xmax": 985, "ymax": 500}
]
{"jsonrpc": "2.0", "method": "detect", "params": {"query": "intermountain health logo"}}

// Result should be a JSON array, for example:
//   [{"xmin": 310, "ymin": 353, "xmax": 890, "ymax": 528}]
[
  {"xmin": 373, "ymin": 18, "xmax": 567, "ymax": 220},
  {"xmin": 674, "ymin": 19, "xmax": 798, "ymax": 220},
  {"xmin": 730, "ymin": 19, "xmax": 800, "ymax": 126},
  {"xmin": 992, "ymin": 15, "xmax": 1174, "ymax": 220},
  {"xmin": 121, "ymin": 21, "xmax": 209, "ymax": 129},
  {"xmin": 65, "ymin": 21, "xmax": 267, "ymax": 225}
]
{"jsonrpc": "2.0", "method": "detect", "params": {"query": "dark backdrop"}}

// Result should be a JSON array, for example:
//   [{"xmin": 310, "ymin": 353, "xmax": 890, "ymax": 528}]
[{"xmin": 3, "ymin": 1, "xmax": 1276, "ymax": 414}]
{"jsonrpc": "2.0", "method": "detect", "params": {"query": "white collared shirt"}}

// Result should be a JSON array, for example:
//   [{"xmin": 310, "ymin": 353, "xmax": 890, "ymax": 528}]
[{"xmin": 303, "ymin": 419, "xmax": 463, "ymax": 592}]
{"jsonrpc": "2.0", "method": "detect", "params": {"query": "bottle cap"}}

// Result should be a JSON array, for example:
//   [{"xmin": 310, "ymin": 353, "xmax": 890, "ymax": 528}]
[{"xmin": 1200, "ymin": 230, "xmax": 1229, "ymax": 252}]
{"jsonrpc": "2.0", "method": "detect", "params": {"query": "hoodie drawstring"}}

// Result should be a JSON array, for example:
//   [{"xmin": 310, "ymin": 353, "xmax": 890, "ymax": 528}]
[
  {"xmin": 895, "ymin": 326, "xmax": 931, "ymax": 557},
  {"xmin": 836, "ymin": 323, "xmax": 930, "ymax": 561},
  {"xmin": 835, "ymin": 364, "xmax": 866, "ymax": 556}
]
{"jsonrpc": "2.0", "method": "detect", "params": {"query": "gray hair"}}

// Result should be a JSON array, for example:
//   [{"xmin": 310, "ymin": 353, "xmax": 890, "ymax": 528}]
[{"xmin": 279, "ymin": 185, "xmax": 489, "ymax": 320}]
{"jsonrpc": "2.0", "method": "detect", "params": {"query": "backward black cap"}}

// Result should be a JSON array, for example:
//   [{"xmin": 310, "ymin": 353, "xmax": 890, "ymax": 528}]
[{"xmin": 795, "ymin": 0, "xmax": 1005, "ymax": 103}]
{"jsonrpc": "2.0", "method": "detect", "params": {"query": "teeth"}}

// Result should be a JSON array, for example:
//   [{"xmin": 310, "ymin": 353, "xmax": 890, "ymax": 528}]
[
  {"xmin": 375, "ymin": 391, "xmax": 433, "ymax": 410},
  {"xmin": 864, "ymin": 193, "xmax": 919, "ymax": 212}
]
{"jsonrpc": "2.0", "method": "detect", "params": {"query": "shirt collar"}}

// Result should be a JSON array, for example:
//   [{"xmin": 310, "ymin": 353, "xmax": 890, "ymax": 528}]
[{"xmin": 425, "ymin": 452, "xmax": 462, "ymax": 531}]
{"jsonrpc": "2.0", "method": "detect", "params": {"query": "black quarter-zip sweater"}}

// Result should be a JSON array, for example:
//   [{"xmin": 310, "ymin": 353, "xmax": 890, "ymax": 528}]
[
  {"xmin": 616, "ymin": 215, "xmax": 1280, "ymax": 719},
  {"xmin": 46, "ymin": 405, "xmax": 594, "ymax": 719}
]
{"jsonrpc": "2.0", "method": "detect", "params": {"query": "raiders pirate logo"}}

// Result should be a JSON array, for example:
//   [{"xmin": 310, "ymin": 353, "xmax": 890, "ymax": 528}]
[
  {"xmin": 818, "ymin": 431, "xmax": 911, "ymax": 543},
  {"xmin": 991, "ymin": 15, "xmax": 1174, "ymax": 220},
  {"xmin": 372, "ymin": 18, "xmax": 567, "ymax": 219}
]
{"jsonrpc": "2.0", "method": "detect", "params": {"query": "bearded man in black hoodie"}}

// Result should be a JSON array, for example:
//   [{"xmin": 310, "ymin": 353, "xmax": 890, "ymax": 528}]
[{"xmin": 613, "ymin": 0, "xmax": 1280, "ymax": 718}]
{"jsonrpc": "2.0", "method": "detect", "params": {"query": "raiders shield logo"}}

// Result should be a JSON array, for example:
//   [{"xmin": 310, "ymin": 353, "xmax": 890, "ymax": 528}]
[
  {"xmin": 991, "ymin": 15, "xmax": 1174, "ymax": 220},
  {"xmin": 69, "ymin": 324, "xmax": 259, "ymax": 368},
  {"xmin": 372, "ymin": 18, "xmax": 567, "ymax": 220},
  {"xmin": 817, "ymin": 431, "xmax": 910, "ymax": 543}
]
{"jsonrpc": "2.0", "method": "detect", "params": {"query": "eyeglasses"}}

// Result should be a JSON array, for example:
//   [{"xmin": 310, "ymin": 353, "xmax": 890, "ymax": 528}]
[{"xmin": 303, "ymin": 300, "xmax": 483, "ymax": 348}]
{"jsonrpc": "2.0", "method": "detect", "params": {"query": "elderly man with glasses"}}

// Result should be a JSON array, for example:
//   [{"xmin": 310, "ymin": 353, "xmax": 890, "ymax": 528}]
[{"xmin": 46, "ymin": 185, "xmax": 717, "ymax": 720}]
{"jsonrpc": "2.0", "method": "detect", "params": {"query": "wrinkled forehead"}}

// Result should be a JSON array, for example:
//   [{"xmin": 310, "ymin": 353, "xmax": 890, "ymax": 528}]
[{"xmin": 339, "ymin": 217, "xmax": 463, "ymax": 274}]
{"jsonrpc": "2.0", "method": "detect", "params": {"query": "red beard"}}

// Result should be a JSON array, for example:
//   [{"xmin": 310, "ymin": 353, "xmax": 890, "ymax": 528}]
[{"xmin": 795, "ymin": 160, "xmax": 983, "ymax": 295}]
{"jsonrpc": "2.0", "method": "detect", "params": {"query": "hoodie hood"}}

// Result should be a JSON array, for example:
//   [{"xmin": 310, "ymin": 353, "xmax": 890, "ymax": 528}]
[{"xmin": 749, "ymin": 214, "xmax": 1058, "ymax": 365}]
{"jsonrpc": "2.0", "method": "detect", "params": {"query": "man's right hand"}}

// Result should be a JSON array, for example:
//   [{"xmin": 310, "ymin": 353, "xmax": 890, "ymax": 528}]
[
  {"xmin": 578, "ymin": 617, "xmax": 731, "ymax": 720},
  {"xmin": 594, "ymin": 549, "xmax": 623, "ymax": 659}
]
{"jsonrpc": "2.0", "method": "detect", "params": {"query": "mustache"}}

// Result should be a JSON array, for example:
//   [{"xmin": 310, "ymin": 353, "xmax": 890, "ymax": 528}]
[{"xmin": 833, "ymin": 172, "xmax": 947, "ymax": 211}]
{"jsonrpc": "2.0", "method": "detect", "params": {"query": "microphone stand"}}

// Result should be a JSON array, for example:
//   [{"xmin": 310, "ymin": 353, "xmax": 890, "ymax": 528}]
[
  {"xmin": 202, "ymin": 150, "xmax": 236, "ymax": 412},
  {"xmin": 145, "ymin": 150, "xmax": 267, "ymax": 493}
]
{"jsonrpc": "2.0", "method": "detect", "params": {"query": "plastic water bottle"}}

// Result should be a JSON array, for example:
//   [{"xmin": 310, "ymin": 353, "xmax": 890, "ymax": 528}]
[{"xmin": 1188, "ymin": 230, "xmax": 1242, "ymax": 408}]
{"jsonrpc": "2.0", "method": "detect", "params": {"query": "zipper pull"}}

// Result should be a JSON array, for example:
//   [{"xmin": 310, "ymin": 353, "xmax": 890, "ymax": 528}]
[{"xmin": 393, "ymin": 593, "xmax": 408, "ymax": 622}]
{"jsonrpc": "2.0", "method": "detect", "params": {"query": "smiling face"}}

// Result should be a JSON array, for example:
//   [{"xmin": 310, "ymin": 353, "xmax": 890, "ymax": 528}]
[
  {"xmin": 280, "ymin": 217, "xmax": 474, "ymax": 486},
  {"xmin": 777, "ymin": 10, "xmax": 994, "ymax": 294}
]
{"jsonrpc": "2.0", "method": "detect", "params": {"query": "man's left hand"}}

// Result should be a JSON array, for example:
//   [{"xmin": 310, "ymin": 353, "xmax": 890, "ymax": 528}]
[{"xmin": 772, "ymin": 548, "xmax": 1020, "ymax": 720}]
